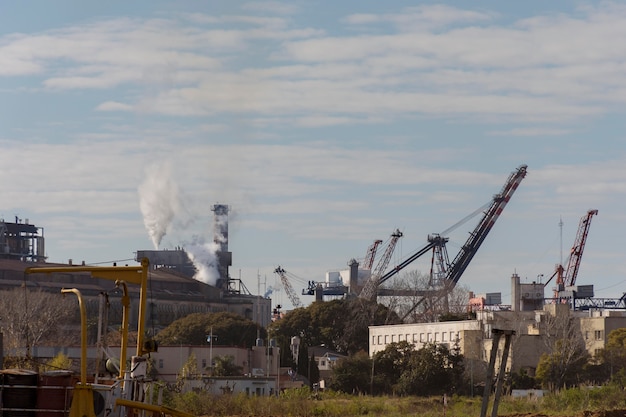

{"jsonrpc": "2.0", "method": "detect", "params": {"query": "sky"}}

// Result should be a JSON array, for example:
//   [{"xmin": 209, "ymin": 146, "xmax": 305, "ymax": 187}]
[{"xmin": 2, "ymin": 1, "xmax": 626, "ymax": 310}]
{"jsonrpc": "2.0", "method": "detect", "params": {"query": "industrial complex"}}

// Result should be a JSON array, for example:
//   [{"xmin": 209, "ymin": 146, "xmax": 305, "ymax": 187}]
[{"xmin": 1, "ymin": 164, "xmax": 625, "ymax": 403}]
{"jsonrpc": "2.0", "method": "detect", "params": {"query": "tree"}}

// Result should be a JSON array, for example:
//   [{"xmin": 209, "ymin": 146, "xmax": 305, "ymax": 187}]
[
  {"xmin": 535, "ymin": 339, "xmax": 589, "ymax": 391},
  {"xmin": 535, "ymin": 305, "xmax": 590, "ymax": 391},
  {"xmin": 600, "ymin": 327, "xmax": 626, "ymax": 380},
  {"xmin": 329, "ymin": 351, "xmax": 372, "ymax": 394},
  {"xmin": 385, "ymin": 270, "xmax": 470, "ymax": 324},
  {"xmin": 155, "ymin": 311, "xmax": 264, "ymax": 347},
  {"xmin": 372, "ymin": 341, "xmax": 415, "ymax": 394},
  {"xmin": 308, "ymin": 354, "xmax": 320, "ymax": 387},
  {"xmin": 396, "ymin": 343, "xmax": 465, "ymax": 396},
  {"xmin": 268, "ymin": 298, "xmax": 401, "ymax": 356},
  {"xmin": 212, "ymin": 355, "xmax": 242, "ymax": 376},
  {"xmin": 0, "ymin": 288, "xmax": 75, "ymax": 352}
]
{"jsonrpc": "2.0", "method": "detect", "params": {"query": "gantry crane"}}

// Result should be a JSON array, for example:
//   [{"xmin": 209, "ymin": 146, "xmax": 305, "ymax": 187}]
[
  {"xmin": 545, "ymin": 209, "xmax": 598, "ymax": 300},
  {"xmin": 359, "ymin": 229, "xmax": 404, "ymax": 300},
  {"xmin": 274, "ymin": 266, "xmax": 304, "ymax": 309},
  {"xmin": 378, "ymin": 165, "xmax": 527, "ymax": 292}
]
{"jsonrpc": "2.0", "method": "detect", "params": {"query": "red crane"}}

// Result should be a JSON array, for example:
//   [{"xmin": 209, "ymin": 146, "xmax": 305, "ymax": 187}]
[
  {"xmin": 359, "ymin": 229, "xmax": 403, "ymax": 300},
  {"xmin": 363, "ymin": 239, "xmax": 383, "ymax": 271},
  {"xmin": 377, "ymin": 164, "xmax": 528, "ymax": 289},
  {"xmin": 546, "ymin": 209, "xmax": 598, "ymax": 299}
]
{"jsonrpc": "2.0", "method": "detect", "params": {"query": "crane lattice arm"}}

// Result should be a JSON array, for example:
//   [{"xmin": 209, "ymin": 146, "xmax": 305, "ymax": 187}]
[
  {"xmin": 377, "ymin": 164, "xmax": 527, "ymax": 289},
  {"xmin": 552, "ymin": 209, "xmax": 598, "ymax": 297},
  {"xmin": 274, "ymin": 266, "xmax": 304, "ymax": 309},
  {"xmin": 363, "ymin": 239, "xmax": 383, "ymax": 271},
  {"xmin": 444, "ymin": 164, "xmax": 527, "ymax": 286},
  {"xmin": 359, "ymin": 229, "xmax": 403, "ymax": 300}
]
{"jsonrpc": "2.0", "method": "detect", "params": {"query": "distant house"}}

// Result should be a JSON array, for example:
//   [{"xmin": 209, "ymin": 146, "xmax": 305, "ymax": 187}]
[{"xmin": 308, "ymin": 345, "xmax": 347, "ymax": 388}]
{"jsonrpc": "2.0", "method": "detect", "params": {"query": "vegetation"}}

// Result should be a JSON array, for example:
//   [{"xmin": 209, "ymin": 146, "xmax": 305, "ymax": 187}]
[
  {"xmin": 267, "ymin": 298, "xmax": 401, "ymax": 365},
  {"xmin": 161, "ymin": 385, "xmax": 626, "ymax": 417},
  {"xmin": 0, "ymin": 288, "xmax": 75, "ymax": 350},
  {"xmin": 155, "ymin": 311, "xmax": 265, "ymax": 347}
]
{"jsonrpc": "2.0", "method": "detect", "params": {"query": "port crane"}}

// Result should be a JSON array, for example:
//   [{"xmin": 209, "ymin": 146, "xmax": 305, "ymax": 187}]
[
  {"xmin": 374, "ymin": 164, "xmax": 527, "ymax": 308},
  {"xmin": 544, "ymin": 209, "xmax": 598, "ymax": 300},
  {"xmin": 359, "ymin": 229, "xmax": 403, "ymax": 300},
  {"xmin": 274, "ymin": 266, "xmax": 304, "ymax": 309},
  {"xmin": 362, "ymin": 239, "xmax": 383, "ymax": 271}
]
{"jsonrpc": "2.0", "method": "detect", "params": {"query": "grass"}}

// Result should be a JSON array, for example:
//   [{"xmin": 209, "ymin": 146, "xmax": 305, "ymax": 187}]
[{"xmin": 163, "ymin": 386, "xmax": 626, "ymax": 417}]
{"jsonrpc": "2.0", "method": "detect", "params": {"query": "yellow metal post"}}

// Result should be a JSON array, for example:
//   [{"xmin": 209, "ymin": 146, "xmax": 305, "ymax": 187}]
[
  {"xmin": 116, "ymin": 280, "xmax": 130, "ymax": 381},
  {"xmin": 61, "ymin": 288, "xmax": 96, "ymax": 417}
]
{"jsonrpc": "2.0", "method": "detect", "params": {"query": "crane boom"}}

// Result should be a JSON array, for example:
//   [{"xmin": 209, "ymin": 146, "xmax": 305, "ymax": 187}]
[
  {"xmin": 359, "ymin": 229, "xmax": 403, "ymax": 300},
  {"xmin": 274, "ymin": 266, "xmax": 304, "ymax": 308},
  {"xmin": 377, "ymin": 164, "xmax": 527, "ymax": 289},
  {"xmin": 363, "ymin": 239, "xmax": 383, "ymax": 270},
  {"xmin": 552, "ymin": 209, "xmax": 598, "ymax": 297},
  {"xmin": 445, "ymin": 164, "xmax": 527, "ymax": 285}
]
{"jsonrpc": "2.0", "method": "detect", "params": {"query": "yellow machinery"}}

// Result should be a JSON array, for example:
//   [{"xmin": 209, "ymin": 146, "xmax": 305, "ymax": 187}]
[{"xmin": 25, "ymin": 258, "xmax": 193, "ymax": 417}]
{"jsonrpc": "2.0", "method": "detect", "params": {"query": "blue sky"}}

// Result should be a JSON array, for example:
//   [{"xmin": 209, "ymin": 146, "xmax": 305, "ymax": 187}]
[{"xmin": 2, "ymin": 1, "xmax": 626, "ymax": 309}]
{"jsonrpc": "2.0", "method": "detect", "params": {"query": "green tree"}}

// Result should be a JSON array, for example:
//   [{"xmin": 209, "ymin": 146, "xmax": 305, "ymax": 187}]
[
  {"xmin": 155, "ymin": 312, "xmax": 264, "ymax": 347},
  {"xmin": 212, "ymin": 355, "xmax": 242, "ymax": 376},
  {"xmin": 308, "ymin": 354, "xmax": 320, "ymax": 387},
  {"xmin": 329, "ymin": 351, "xmax": 372, "ymax": 394},
  {"xmin": 396, "ymin": 343, "xmax": 464, "ymax": 396},
  {"xmin": 372, "ymin": 341, "xmax": 415, "ymax": 394},
  {"xmin": 268, "ymin": 298, "xmax": 401, "ymax": 356},
  {"xmin": 600, "ymin": 327, "xmax": 626, "ymax": 381},
  {"xmin": 536, "ymin": 339, "xmax": 589, "ymax": 391}
]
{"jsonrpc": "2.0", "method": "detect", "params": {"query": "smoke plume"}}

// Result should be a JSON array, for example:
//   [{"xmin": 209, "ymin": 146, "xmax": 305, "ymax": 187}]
[
  {"xmin": 184, "ymin": 236, "xmax": 221, "ymax": 285},
  {"xmin": 138, "ymin": 162, "xmax": 222, "ymax": 286},
  {"xmin": 138, "ymin": 162, "xmax": 180, "ymax": 249}
]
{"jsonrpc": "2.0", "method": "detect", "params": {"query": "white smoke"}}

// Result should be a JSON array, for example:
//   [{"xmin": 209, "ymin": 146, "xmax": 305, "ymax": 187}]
[
  {"xmin": 184, "ymin": 236, "xmax": 221, "ymax": 285},
  {"xmin": 138, "ymin": 162, "xmax": 180, "ymax": 249},
  {"xmin": 138, "ymin": 162, "xmax": 222, "ymax": 286}
]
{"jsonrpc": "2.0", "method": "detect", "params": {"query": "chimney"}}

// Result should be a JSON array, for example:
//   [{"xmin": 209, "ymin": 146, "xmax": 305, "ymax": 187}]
[{"xmin": 511, "ymin": 272, "xmax": 520, "ymax": 311}]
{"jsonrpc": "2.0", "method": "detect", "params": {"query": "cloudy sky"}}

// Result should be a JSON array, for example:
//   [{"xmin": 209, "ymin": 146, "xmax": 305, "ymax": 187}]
[{"xmin": 2, "ymin": 1, "xmax": 626, "ymax": 309}]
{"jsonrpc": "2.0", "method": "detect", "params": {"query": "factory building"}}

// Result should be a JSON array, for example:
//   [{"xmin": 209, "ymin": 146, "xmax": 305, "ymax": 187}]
[{"xmin": 0, "ymin": 205, "xmax": 272, "ymax": 337}]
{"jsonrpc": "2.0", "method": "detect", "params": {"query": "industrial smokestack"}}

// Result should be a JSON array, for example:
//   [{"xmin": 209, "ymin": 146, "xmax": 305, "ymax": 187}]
[
  {"xmin": 211, "ymin": 204, "xmax": 232, "ymax": 289},
  {"xmin": 511, "ymin": 272, "xmax": 520, "ymax": 312},
  {"xmin": 211, "ymin": 204, "xmax": 229, "ymax": 252}
]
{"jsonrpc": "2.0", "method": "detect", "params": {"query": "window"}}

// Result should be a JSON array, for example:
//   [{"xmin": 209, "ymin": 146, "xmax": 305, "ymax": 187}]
[
  {"xmin": 392, "ymin": 335, "xmax": 396, "ymax": 342},
  {"xmin": 202, "ymin": 359, "xmax": 207, "ymax": 368},
  {"xmin": 595, "ymin": 330, "xmax": 603, "ymax": 340},
  {"xmin": 406, "ymin": 333, "xmax": 410, "ymax": 341},
  {"xmin": 442, "ymin": 332, "xmax": 447, "ymax": 342},
  {"xmin": 321, "ymin": 360, "xmax": 326, "ymax": 367},
  {"xmin": 585, "ymin": 331, "xmax": 589, "ymax": 340},
  {"xmin": 420, "ymin": 333, "xmax": 424, "ymax": 342},
  {"xmin": 158, "ymin": 359, "xmax": 163, "ymax": 369},
  {"xmin": 434, "ymin": 332, "xmax": 439, "ymax": 342},
  {"xmin": 427, "ymin": 333, "xmax": 433, "ymax": 342},
  {"xmin": 384, "ymin": 335, "xmax": 389, "ymax": 344},
  {"xmin": 413, "ymin": 334, "xmax": 418, "ymax": 342},
  {"xmin": 378, "ymin": 335, "xmax": 382, "ymax": 344}
]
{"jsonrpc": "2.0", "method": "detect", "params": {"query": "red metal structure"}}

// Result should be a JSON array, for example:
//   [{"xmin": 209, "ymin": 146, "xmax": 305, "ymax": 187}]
[
  {"xmin": 548, "ymin": 209, "xmax": 598, "ymax": 299},
  {"xmin": 359, "ymin": 229, "xmax": 403, "ymax": 300},
  {"xmin": 377, "ymin": 164, "xmax": 528, "ymax": 290},
  {"xmin": 363, "ymin": 239, "xmax": 383, "ymax": 271}
]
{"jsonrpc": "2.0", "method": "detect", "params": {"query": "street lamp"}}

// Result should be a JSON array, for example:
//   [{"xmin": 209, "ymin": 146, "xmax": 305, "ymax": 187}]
[{"xmin": 207, "ymin": 327, "xmax": 217, "ymax": 374}]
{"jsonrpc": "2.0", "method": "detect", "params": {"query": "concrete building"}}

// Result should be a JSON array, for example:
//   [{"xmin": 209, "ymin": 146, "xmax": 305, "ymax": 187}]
[{"xmin": 369, "ymin": 274, "xmax": 626, "ymax": 381}]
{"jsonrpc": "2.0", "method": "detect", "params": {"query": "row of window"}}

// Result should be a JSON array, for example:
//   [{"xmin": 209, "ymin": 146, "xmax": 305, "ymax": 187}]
[
  {"xmin": 372, "ymin": 331, "xmax": 461, "ymax": 346},
  {"xmin": 584, "ymin": 330, "xmax": 604, "ymax": 341}
]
